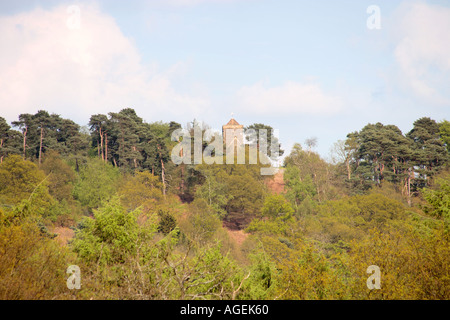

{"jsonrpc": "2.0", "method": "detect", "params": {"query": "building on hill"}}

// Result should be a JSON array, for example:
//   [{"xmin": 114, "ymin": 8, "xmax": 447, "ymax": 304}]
[{"xmin": 222, "ymin": 117, "xmax": 244, "ymax": 149}]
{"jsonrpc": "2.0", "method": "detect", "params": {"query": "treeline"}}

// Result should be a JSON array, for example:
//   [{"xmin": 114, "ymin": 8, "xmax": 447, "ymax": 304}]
[
  {"xmin": 0, "ymin": 109, "xmax": 449, "ymax": 300},
  {"xmin": 338, "ymin": 118, "xmax": 449, "ymax": 202}
]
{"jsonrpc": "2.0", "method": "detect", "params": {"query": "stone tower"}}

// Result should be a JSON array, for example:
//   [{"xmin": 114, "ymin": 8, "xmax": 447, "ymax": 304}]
[{"xmin": 222, "ymin": 117, "xmax": 244, "ymax": 148}]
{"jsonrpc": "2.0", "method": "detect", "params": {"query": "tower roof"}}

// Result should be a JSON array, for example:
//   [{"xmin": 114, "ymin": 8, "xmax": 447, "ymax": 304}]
[{"xmin": 224, "ymin": 118, "xmax": 241, "ymax": 126}]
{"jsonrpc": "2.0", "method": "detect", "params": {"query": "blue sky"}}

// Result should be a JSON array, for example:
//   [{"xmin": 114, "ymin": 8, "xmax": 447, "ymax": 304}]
[{"xmin": 0, "ymin": 0, "xmax": 449, "ymax": 159}]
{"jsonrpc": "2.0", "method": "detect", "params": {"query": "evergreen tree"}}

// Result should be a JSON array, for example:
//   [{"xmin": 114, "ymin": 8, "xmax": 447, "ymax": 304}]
[
  {"xmin": 245, "ymin": 123, "xmax": 284, "ymax": 161},
  {"xmin": 407, "ymin": 117, "xmax": 448, "ymax": 189},
  {"xmin": 439, "ymin": 120, "xmax": 450, "ymax": 154},
  {"xmin": 11, "ymin": 113, "xmax": 33, "ymax": 159},
  {"xmin": 0, "ymin": 117, "xmax": 22, "ymax": 163}
]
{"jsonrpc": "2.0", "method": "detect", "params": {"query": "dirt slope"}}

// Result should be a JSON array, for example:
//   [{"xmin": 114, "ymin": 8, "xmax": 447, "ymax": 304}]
[{"xmin": 265, "ymin": 168, "xmax": 285, "ymax": 194}]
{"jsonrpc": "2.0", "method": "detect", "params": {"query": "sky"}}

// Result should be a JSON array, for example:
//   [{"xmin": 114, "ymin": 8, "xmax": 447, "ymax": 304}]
[{"xmin": 0, "ymin": 0, "xmax": 449, "ymax": 160}]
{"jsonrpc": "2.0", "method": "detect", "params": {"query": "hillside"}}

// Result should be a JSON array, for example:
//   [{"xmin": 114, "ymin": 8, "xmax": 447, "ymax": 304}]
[{"xmin": 0, "ymin": 112, "xmax": 449, "ymax": 300}]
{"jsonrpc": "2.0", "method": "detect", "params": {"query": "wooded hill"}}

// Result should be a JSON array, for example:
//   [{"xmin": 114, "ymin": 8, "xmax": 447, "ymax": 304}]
[{"xmin": 0, "ymin": 109, "xmax": 449, "ymax": 300}]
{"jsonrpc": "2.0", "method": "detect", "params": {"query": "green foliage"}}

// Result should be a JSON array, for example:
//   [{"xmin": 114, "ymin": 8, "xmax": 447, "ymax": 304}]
[
  {"xmin": 284, "ymin": 164, "xmax": 316, "ymax": 210},
  {"xmin": 302, "ymin": 193, "xmax": 407, "ymax": 248},
  {"xmin": 73, "ymin": 158, "xmax": 120, "ymax": 210},
  {"xmin": 178, "ymin": 199, "xmax": 222, "ymax": 245},
  {"xmin": 283, "ymin": 143, "xmax": 338, "ymax": 203},
  {"xmin": 157, "ymin": 209, "xmax": 177, "ymax": 235},
  {"xmin": 421, "ymin": 172, "xmax": 450, "ymax": 237},
  {"xmin": 40, "ymin": 151, "xmax": 76, "ymax": 202},
  {"xmin": 439, "ymin": 120, "xmax": 450, "ymax": 153},
  {"xmin": 245, "ymin": 123, "xmax": 284, "ymax": 160},
  {"xmin": 194, "ymin": 173, "xmax": 229, "ymax": 218},
  {"xmin": 72, "ymin": 197, "xmax": 141, "ymax": 265},
  {"xmin": 274, "ymin": 243, "xmax": 347, "ymax": 300},
  {"xmin": 0, "ymin": 117, "xmax": 22, "ymax": 161},
  {"xmin": 261, "ymin": 194, "xmax": 294, "ymax": 220},
  {"xmin": 238, "ymin": 252, "xmax": 277, "ymax": 300},
  {"xmin": 196, "ymin": 156, "xmax": 267, "ymax": 228},
  {"xmin": 8, "ymin": 184, "xmax": 56, "ymax": 224},
  {"xmin": 11, "ymin": 110, "xmax": 84, "ymax": 162},
  {"xmin": 348, "ymin": 228, "xmax": 450, "ymax": 299},
  {"xmin": 118, "ymin": 171, "xmax": 163, "ymax": 213},
  {"xmin": 407, "ymin": 117, "xmax": 448, "ymax": 188},
  {"xmin": 0, "ymin": 222, "xmax": 72, "ymax": 299},
  {"xmin": 340, "ymin": 118, "xmax": 448, "ymax": 199},
  {"xmin": 2, "ymin": 110, "xmax": 450, "ymax": 300},
  {"xmin": 226, "ymin": 172, "xmax": 265, "ymax": 215},
  {"xmin": 0, "ymin": 155, "xmax": 47, "ymax": 206}
]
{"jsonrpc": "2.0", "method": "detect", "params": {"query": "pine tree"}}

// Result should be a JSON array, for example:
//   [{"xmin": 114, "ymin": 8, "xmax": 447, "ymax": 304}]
[
  {"xmin": 0, "ymin": 117, "xmax": 22, "ymax": 163},
  {"xmin": 407, "ymin": 117, "xmax": 448, "ymax": 189}
]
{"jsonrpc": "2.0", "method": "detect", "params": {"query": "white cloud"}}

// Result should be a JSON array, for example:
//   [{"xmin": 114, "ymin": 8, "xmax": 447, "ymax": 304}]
[
  {"xmin": 0, "ymin": 4, "xmax": 209, "ymax": 124},
  {"xmin": 391, "ymin": 2, "xmax": 450, "ymax": 105},
  {"xmin": 235, "ymin": 80, "xmax": 343, "ymax": 116}
]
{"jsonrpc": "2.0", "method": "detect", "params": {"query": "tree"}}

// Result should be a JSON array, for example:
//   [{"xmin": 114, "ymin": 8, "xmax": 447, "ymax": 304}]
[
  {"xmin": 89, "ymin": 114, "xmax": 108, "ymax": 162},
  {"xmin": 65, "ymin": 124, "xmax": 90, "ymax": 172},
  {"xmin": 0, "ymin": 155, "xmax": 48, "ymax": 206},
  {"xmin": 407, "ymin": 117, "xmax": 448, "ymax": 188},
  {"xmin": 12, "ymin": 113, "xmax": 33, "ymax": 159},
  {"xmin": 118, "ymin": 171, "xmax": 163, "ymax": 213},
  {"xmin": 11, "ymin": 111, "xmax": 85, "ymax": 166},
  {"xmin": 194, "ymin": 171, "xmax": 230, "ymax": 218},
  {"xmin": 73, "ymin": 158, "xmax": 120, "ymax": 210},
  {"xmin": 225, "ymin": 165, "xmax": 266, "ymax": 217},
  {"xmin": 157, "ymin": 209, "xmax": 177, "ymax": 235},
  {"xmin": 422, "ymin": 172, "xmax": 450, "ymax": 237},
  {"xmin": 0, "ymin": 117, "xmax": 21, "ymax": 163},
  {"xmin": 0, "ymin": 221, "xmax": 70, "ymax": 299},
  {"xmin": 179, "ymin": 198, "xmax": 222, "ymax": 245},
  {"xmin": 329, "ymin": 137, "xmax": 357, "ymax": 181},
  {"xmin": 261, "ymin": 194, "xmax": 294, "ymax": 220},
  {"xmin": 439, "ymin": 120, "xmax": 450, "ymax": 154},
  {"xmin": 108, "ymin": 109, "xmax": 144, "ymax": 168},
  {"xmin": 72, "ymin": 197, "xmax": 140, "ymax": 265},
  {"xmin": 284, "ymin": 143, "xmax": 336, "ymax": 202},
  {"xmin": 245, "ymin": 123, "xmax": 284, "ymax": 161},
  {"xmin": 346, "ymin": 123, "xmax": 416, "ymax": 203},
  {"xmin": 304, "ymin": 137, "xmax": 317, "ymax": 153},
  {"xmin": 283, "ymin": 164, "xmax": 316, "ymax": 210},
  {"xmin": 0, "ymin": 117, "xmax": 11, "ymax": 164},
  {"xmin": 31, "ymin": 110, "xmax": 55, "ymax": 166},
  {"xmin": 40, "ymin": 151, "xmax": 76, "ymax": 202}
]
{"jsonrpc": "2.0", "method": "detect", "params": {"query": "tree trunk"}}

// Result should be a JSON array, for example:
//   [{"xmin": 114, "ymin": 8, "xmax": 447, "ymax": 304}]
[
  {"xmin": 38, "ymin": 127, "xmax": 43, "ymax": 167},
  {"xmin": 133, "ymin": 146, "xmax": 137, "ymax": 168},
  {"xmin": 23, "ymin": 126, "xmax": 27, "ymax": 159},
  {"xmin": 180, "ymin": 147, "xmax": 185, "ymax": 194},
  {"xmin": 407, "ymin": 167, "xmax": 412, "ymax": 207},
  {"xmin": 380, "ymin": 163, "xmax": 385, "ymax": 180},
  {"xmin": 346, "ymin": 157, "xmax": 351, "ymax": 180},
  {"xmin": 158, "ymin": 144, "xmax": 166, "ymax": 196},
  {"xmin": 121, "ymin": 136, "xmax": 125, "ymax": 167},
  {"xmin": 161, "ymin": 158, "xmax": 166, "ymax": 196},
  {"xmin": 99, "ymin": 127, "xmax": 104, "ymax": 162},
  {"xmin": 105, "ymin": 133, "xmax": 108, "ymax": 163}
]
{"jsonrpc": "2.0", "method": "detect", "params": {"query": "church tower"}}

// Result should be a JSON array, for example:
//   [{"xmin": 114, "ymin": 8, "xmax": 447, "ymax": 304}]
[{"xmin": 222, "ymin": 117, "xmax": 244, "ymax": 148}]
